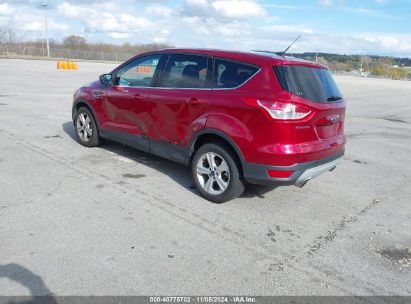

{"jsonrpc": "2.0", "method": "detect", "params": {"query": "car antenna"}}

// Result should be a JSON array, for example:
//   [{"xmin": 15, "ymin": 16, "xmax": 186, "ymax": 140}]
[{"xmin": 281, "ymin": 34, "xmax": 302, "ymax": 57}]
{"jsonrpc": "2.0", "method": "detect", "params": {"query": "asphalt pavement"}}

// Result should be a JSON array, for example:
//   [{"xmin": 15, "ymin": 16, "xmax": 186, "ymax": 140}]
[{"xmin": 0, "ymin": 59, "xmax": 410, "ymax": 296}]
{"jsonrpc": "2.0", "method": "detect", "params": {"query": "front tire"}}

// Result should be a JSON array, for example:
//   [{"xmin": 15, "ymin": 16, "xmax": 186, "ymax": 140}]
[
  {"xmin": 74, "ymin": 107, "xmax": 100, "ymax": 147},
  {"xmin": 191, "ymin": 142, "xmax": 245, "ymax": 203}
]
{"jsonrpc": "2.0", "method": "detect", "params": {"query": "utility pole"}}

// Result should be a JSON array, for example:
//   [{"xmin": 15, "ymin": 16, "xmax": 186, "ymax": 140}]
[
  {"xmin": 41, "ymin": 1, "xmax": 50, "ymax": 58},
  {"xmin": 315, "ymin": 49, "xmax": 319, "ymax": 62}
]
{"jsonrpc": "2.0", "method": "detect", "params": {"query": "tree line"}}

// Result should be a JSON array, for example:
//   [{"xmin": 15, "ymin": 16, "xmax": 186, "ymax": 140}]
[
  {"xmin": 1, "ymin": 30, "xmax": 410, "ymax": 80},
  {"xmin": 287, "ymin": 52, "xmax": 410, "ymax": 79},
  {"xmin": 60, "ymin": 35, "xmax": 170, "ymax": 55},
  {"xmin": 0, "ymin": 32, "xmax": 170, "ymax": 58}
]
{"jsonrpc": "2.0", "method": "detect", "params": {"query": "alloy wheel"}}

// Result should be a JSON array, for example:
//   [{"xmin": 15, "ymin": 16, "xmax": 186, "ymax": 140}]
[
  {"xmin": 76, "ymin": 112, "xmax": 92, "ymax": 141},
  {"xmin": 196, "ymin": 152, "xmax": 230, "ymax": 195}
]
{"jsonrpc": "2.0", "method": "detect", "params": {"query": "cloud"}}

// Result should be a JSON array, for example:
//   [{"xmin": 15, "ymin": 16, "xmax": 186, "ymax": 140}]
[
  {"xmin": 49, "ymin": 20, "xmax": 70, "ymax": 32},
  {"xmin": 146, "ymin": 4, "xmax": 174, "ymax": 17},
  {"xmin": 264, "ymin": 4, "xmax": 299, "ymax": 9},
  {"xmin": 57, "ymin": 2, "xmax": 153, "ymax": 34},
  {"xmin": 211, "ymin": 1, "xmax": 266, "ymax": 18},
  {"xmin": 0, "ymin": 3, "xmax": 69, "ymax": 35},
  {"xmin": 152, "ymin": 36, "xmax": 167, "ymax": 43},
  {"xmin": 182, "ymin": 0, "xmax": 266, "ymax": 19},
  {"xmin": 0, "ymin": 3, "xmax": 13, "ymax": 15},
  {"xmin": 186, "ymin": 0, "xmax": 208, "ymax": 7},
  {"xmin": 318, "ymin": 0, "xmax": 332, "ymax": 6},
  {"xmin": 0, "ymin": 0, "xmax": 410, "ymax": 58},
  {"xmin": 359, "ymin": 34, "xmax": 411, "ymax": 54},
  {"xmin": 348, "ymin": 7, "xmax": 397, "ymax": 19},
  {"xmin": 109, "ymin": 32, "xmax": 132, "ymax": 39},
  {"xmin": 22, "ymin": 22, "xmax": 43, "ymax": 31},
  {"xmin": 20, "ymin": 17, "xmax": 69, "ymax": 32},
  {"xmin": 259, "ymin": 25, "xmax": 313, "ymax": 34}
]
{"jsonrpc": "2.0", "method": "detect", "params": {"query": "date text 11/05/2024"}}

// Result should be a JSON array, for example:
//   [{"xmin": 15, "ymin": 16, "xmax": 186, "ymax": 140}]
[{"xmin": 149, "ymin": 296, "xmax": 256, "ymax": 303}]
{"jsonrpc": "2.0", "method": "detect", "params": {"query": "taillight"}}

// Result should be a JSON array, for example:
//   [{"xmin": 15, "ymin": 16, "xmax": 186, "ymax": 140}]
[
  {"xmin": 257, "ymin": 100, "xmax": 311, "ymax": 120},
  {"xmin": 242, "ymin": 98, "xmax": 312, "ymax": 120}
]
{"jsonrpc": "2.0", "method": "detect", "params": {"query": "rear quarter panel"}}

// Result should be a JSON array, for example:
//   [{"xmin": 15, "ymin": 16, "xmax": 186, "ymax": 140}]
[{"xmin": 207, "ymin": 68, "xmax": 298, "ymax": 166}]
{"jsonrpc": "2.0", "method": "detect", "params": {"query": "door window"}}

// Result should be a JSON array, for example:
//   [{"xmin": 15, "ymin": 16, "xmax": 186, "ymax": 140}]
[
  {"xmin": 158, "ymin": 54, "xmax": 211, "ymax": 89},
  {"xmin": 115, "ymin": 55, "xmax": 161, "ymax": 87},
  {"xmin": 214, "ymin": 59, "xmax": 259, "ymax": 88}
]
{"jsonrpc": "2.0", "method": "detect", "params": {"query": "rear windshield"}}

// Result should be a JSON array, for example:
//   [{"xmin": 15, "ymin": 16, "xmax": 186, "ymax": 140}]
[{"xmin": 274, "ymin": 65, "xmax": 342, "ymax": 103}]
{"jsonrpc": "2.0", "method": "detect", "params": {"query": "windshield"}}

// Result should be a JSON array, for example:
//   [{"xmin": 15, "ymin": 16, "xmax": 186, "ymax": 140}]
[{"xmin": 274, "ymin": 65, "xmax": 343, "ymax": 103}]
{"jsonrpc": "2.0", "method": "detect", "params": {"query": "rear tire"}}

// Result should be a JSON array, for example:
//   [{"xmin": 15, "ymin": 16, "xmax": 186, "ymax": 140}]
[
  {"xmin": 74, "ymin": 107, "xmax": 100, "ymax": 147},
  {"xmin": 191, "ymin": 142, "xmax": 245, "ymax": 203}
]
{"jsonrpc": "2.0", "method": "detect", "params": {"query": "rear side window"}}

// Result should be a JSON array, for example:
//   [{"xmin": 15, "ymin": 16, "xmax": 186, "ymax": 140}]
[
  {"xmin": 274, "ymin": 65, "xmax": 342, "ymax": 103},
  {"xmin": 158, "ymin": 54, "xmax": 211, "ymax": 89},
  {"xmin": 214, "ymin": 59, "xmax": 259, "ymax": 89}
]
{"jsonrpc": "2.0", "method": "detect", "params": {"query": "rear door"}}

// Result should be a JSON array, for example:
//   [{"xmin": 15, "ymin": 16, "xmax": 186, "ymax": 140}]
[{"xmin": 146, "ymin": 53, "xmax": 212, "ymax": 150}]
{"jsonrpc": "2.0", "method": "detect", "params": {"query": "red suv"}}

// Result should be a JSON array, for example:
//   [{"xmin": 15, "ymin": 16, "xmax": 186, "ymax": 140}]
[{"xmin": 72, "ymin": 48, "xmax": 345, "ymax": 203}]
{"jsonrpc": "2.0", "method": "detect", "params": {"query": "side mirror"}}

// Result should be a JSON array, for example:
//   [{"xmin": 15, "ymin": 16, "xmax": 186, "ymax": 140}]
[{"xmin": 99, "ymin": 73, "xmax": 112, "ymax": 86}]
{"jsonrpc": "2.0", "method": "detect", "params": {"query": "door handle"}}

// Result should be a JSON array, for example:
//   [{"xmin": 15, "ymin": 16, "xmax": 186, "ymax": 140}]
[
  {"xmin": 132, "ymin": 94, "xmax": 144, "ymax": 101},
  {"xmin": 92, "ymin": 91, "xmax": 103, "ymax": 99},
  {"xmin": 186, "ymin": 97, "xmax": 207, "ymax": 105}
]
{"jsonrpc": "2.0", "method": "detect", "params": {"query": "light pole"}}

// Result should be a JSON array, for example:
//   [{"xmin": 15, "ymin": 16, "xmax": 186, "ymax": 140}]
[{"xmin": 41, "ymin": 1, "xmax": 50, "ymax": 58}]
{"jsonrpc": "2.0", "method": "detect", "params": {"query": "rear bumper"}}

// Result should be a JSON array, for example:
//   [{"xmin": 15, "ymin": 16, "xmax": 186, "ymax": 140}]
[
  {"xmin": 243, "ymin": 151, "xmax": 344, "ymax": 186},
  {"xmin": 294, "ymin": 156, "xmax": 341, "ymax": 187}
]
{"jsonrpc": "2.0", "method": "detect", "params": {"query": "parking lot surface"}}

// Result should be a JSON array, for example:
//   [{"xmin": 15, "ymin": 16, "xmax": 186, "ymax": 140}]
[{"xmin": 0, "ymin": 59, "xmax": 410, "ymax": 296}]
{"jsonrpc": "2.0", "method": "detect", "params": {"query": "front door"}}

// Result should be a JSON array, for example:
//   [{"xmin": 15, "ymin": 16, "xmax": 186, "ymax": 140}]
[{"xmin": 101, "ymin": 54, "xmax": 163, "ymax": 151}]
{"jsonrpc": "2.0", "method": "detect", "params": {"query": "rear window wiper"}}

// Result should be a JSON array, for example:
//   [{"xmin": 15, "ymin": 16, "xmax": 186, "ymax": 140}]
[{"xmin": 327, "ymin": 96, "xmax": 343, "ymax": 101}]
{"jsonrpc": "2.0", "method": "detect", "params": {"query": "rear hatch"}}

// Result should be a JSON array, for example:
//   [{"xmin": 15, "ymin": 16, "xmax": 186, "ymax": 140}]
[{"xmin": 274, "ymin": 64, "xmax": 346, "ymax": 162}]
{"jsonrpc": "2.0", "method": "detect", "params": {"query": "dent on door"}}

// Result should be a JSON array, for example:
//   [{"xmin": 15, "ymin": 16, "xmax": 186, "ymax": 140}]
[{"xmin": 102, "ymin": 86, "xmax": 148, "ymax": 135}]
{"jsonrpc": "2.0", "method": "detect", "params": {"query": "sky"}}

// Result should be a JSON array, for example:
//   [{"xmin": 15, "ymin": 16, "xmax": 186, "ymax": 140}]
[{"xmin": 0, "ymin": 0, "xmax": 411, "ymax": 57}]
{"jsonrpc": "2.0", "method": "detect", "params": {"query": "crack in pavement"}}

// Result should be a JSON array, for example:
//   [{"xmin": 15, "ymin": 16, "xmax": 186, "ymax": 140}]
[
  {"xmin": 0, "ymin": 200, "xmax": 39, "ymax": 211},
  {"xmin": 307, "ymin": 199, "xmax": 381, "ymax": 256}
]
